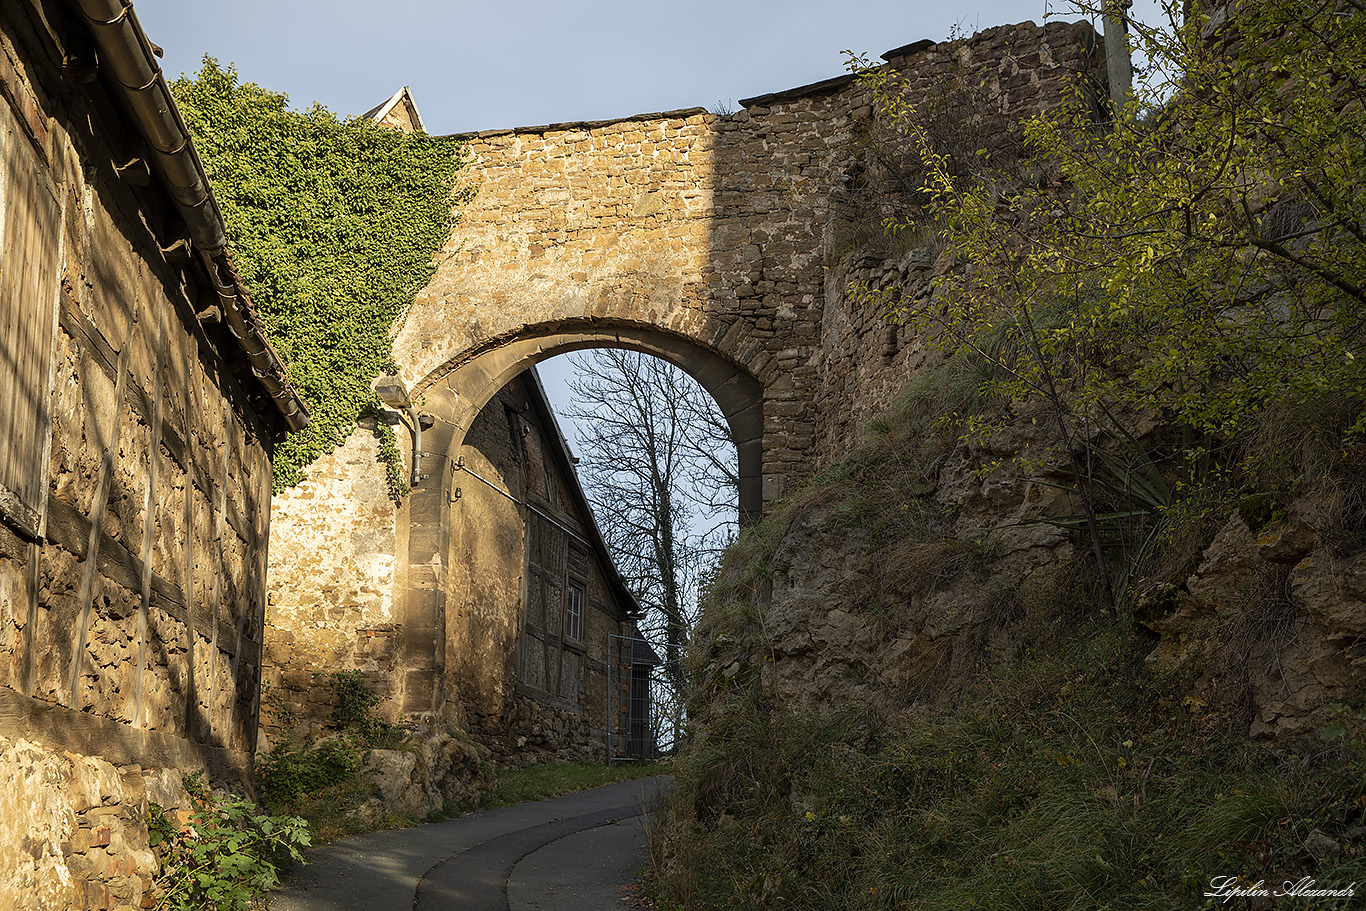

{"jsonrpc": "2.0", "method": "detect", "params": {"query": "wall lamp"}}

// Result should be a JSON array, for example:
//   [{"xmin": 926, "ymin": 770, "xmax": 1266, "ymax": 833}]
[{"xmin": 374, "ymin": 375, "xmax": 432, "ymax": 486}]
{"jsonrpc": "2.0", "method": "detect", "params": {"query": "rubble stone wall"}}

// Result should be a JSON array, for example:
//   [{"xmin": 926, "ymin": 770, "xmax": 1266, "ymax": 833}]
[
  {"xmin": 261, "ymin": 418, "xmax": 407, "ymax": 739},
  {"xmin": 0, "ymin": 735, "xmax": 194, "ymax": 911},
  {"xmin": 467, "ymin": 693, "xmax": 602, "ymax": 767},
  {"xmin": 393, "ymin": 18, "xmax": 1102, "ymax": 501},
  {"xmin": 811, "ymin": 20, "xmax": 1104, "ymax": 460}
]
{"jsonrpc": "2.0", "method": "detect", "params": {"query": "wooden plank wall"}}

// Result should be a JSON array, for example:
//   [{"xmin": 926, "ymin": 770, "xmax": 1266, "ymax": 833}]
[{"xmin": 0, "ymin": 100, "xmax": 60, "ymax": 539}]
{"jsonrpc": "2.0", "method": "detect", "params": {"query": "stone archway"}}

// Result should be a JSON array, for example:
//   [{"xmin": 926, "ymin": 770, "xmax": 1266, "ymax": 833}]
[
  {"xmin": 390, "ymin": 322, "xmax": 759, "ymax": 720},
  {"xmin": 266, "ymin": 20, "xmax": 1107, "ymax": 724},
  {"xmin": 413, "ymin": 320, "xmax": 763, "ymax": 522},
  {"xmin": 391, "ymin": 103, "xmax": 836, "ymax": 519}
]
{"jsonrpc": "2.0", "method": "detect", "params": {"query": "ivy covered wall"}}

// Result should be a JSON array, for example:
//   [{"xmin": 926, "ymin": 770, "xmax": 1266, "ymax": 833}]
[{"xmin": 173, "ymin": 59, "xmax": 470, "ymax": 489}]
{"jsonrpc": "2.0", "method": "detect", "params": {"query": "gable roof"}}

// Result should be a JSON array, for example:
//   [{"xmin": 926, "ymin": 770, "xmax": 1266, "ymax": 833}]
[{"xmin": 360, "ymin": 86, "xmax": 427, "ymax": 133}]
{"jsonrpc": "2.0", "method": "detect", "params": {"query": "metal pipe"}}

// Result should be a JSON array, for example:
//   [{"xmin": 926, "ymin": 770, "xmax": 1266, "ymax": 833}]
[
  {"xmin": 406, "ymin": 405, "xmax": 423, "ymax": 487},
  {"xmin": 451, "ymin": 457, "xmax": 598, "ymax": 547},
  {"xmin": 74, "ymin": 0, "xmax": 309, "ymax": 433}
]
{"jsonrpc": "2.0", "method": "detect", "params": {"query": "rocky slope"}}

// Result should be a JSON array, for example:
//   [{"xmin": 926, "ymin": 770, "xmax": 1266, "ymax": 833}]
[{"xmin": 656, "ymin": 342, "xmax": 1366, "ymax": 908}]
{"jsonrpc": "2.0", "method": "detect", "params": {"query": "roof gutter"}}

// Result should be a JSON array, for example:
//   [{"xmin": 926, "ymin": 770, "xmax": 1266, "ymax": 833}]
[{"xmin": 71, "ymin": 0, "xmax": 310, "ymax": 433}]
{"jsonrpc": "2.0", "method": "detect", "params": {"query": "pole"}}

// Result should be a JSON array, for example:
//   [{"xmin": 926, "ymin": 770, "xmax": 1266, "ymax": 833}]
[
  {"xmin": 1103, "ymin": 0, "xmax": 1133, "ymax": 115},
  {"xmin": 605, "ymin": 631, "xmax": 613, "ymax": 765}
]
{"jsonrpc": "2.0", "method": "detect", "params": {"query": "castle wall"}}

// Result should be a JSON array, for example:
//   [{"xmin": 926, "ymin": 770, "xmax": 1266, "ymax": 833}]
[{"xmin": 265, "ymin": 18, "xmax": 1104, "ymax": 768}]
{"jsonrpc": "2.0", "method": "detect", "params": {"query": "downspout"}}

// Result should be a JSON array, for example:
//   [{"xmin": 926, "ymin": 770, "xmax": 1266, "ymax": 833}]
[{"xmin": 72, "ymin": 0, "xmax": 310, "ymax": 433}]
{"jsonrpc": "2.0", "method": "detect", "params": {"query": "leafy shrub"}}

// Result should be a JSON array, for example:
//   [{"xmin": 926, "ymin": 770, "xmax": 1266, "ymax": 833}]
[
  {"xmin": 148, "ymin": 773, "xmax": 309, "ymax": 911},
  {"xmin": 327, "ymin": 669, "xmax": 406, "ymax": 747},
  {"xmin": 254, "ymin": 670, "xmax": 412, "ymax": 841},
  {"xmin": 254, "ymin": 738, "xmax": 362, "ymax": 802}
]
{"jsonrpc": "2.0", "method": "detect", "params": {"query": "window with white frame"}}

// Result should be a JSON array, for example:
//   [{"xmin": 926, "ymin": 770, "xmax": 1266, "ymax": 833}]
[{"xmin": 564, "ymin": 579, "xmax": 585, "ymax": 642}]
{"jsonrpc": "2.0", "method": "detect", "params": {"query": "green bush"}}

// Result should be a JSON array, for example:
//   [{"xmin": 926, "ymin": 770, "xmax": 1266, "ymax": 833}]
[
  {"xmin": 327, "ymin": 669, "xmax": 406, "ymax": 747},
  {"xmin": 148, "ymin": 774, "xmax": 309, "ymax": 911},
  {"xmin": 254, "ymin": 670, "xmax": 413, "ymax": 841},
  {"xmin": 254, "ymin": 738, "xmax": 362, "ymax": 802}
]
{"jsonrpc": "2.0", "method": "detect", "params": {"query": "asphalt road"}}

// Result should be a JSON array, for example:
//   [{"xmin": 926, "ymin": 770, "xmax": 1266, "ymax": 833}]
[{"xmin": 271, "ymin": 775, "xmax": 668, "ymax": 911}]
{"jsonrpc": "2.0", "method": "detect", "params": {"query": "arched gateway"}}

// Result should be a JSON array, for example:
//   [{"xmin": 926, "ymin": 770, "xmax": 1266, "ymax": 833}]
[
  {"xmin": 395, "ymin": 102, "xmax": 832, "ymax": 521},
  {"xmin": 266, "ymin": 21, "xmax": 1105, "ymax": 750}
]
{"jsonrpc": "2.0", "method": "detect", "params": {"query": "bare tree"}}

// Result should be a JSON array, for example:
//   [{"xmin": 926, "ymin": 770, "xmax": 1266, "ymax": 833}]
[{"xmin": 564, "ymin": 349, "xmax": 737, "ymax": 747}]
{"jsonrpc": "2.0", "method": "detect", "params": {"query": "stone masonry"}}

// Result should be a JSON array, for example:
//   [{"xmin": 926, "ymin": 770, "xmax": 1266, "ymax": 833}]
[
  {"xmin": 394, "ymin": 18, "xmax": 1103, "ymax": 510},
  {"xmin": 267, "ymin": 19, "xmax": 1105, "ymax": 734}
]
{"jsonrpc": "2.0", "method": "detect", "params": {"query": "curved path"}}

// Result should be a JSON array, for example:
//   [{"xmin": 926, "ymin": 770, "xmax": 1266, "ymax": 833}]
[{"xmin": 271, "ymin": 775, "xmax": 668, "ymax": 911}]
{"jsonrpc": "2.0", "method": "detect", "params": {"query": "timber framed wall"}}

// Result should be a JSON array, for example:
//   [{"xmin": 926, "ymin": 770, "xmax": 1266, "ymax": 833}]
[{"xmin": 1, "ymin": 2, "xmax": 284, "ymax": 907}]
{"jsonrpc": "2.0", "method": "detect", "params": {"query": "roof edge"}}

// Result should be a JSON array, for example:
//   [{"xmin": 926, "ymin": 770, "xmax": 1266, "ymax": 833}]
[
  {"xmin": 443, "ymin": 107, "xmax": 709, "ymax": 141},
  {"xmin": 521, "ymin": 367, "xmax": 644, "ymax": 620},
  {"xmin": 69, "ymin": 0, "xmax": 310, "ymax": 434},
  {"xmin": 362, "ymin": 85, "xmax": 427, "ymax": 133}
]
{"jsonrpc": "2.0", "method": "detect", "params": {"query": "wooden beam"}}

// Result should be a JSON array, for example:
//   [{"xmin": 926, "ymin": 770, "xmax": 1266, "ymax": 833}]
[
  {"xmin": 59, "ymin": 295, "xmax": 187, "ymax": 471},
  {"xmin": 0, "ymin": 687, "xmax": 252, "ymax": 788},
  {"xmin": 20, "ymin": 540, "xmax": 38, "ymax": 696},
  {"xmin": 41, "ymin": 489, "xmax": 249, "ymax": 660},
  {"xmin": 206, "ymin": 407, "xmax": 233, "ymax": 746},
  {"xmin": 67, "ymin": 289, "xmax": 142, "ymax": 709},
  {"xmin": 182, "ymin": 332, "xmax": 199, "ymax": 742},
  {"xmin": 131, "ymin": 300, "xmax": 168, "ymax": 728}
]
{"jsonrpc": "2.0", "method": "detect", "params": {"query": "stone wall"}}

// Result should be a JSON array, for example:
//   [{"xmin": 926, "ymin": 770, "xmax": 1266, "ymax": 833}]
[
  {"xmin": 265, "ymin": 18, "xmax": 1104, "ymax": 774},
  {"xmin": 0, "ymin": 735, "xmax": 194, "ymax": 911},
  {"xmin": 393, "ymin": 17, "xmax": 1103, "ymax": 506},
  {"xmin": 261, "ymin": 417, "xmax": 407, "ymax": 737},
  {"xmin": 263, "ymin": 371, "xmax": 642, "ymax": 767},
  {"xmin": 813, "ymin": 20, "xmax": 1103, "ymax": 462},
  {"xmin": 1, "ymin": 5, "xmax": 282, "ymax": 907},
  {"xmin": 467, "ymin": 693, "xmax": 602, "ymax": 767}
]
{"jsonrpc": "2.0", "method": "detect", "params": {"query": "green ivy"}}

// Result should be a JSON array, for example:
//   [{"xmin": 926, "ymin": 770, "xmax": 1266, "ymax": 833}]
[
  {"xmin": 369, "ymin": 408, "xmax": 411, "ymax": 501},
  {"xmin": 172, "ymin": 59, "xmax": 471, "ymax": 491}
]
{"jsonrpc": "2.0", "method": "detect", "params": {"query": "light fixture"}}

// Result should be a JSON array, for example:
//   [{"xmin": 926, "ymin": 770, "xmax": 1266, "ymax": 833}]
[
  {"xmin": 373, "ymin": 374, "xmax": 424, "ymax": 486},
  {"xmin": 374, "ymin": 376, "xmax": 411, "ymax": 410}
]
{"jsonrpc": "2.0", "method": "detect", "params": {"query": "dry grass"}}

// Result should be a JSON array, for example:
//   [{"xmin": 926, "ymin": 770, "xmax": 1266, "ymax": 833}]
[{"xmin": 651, "ymin": 611, "xmax": 1366, "ymax": 910}]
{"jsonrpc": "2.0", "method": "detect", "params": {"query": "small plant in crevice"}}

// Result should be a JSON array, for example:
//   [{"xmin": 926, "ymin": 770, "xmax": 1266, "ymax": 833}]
[
  {"xmin": 325, "ymin": 669, "xmax": 408, "ymax": 748},
  {"xmin": 148, "ymin": 773, "xmax": 309, "ymax": 911},
  {"xmin": 254, "ymin": 670, "xmax": 411, "ymax": 840},
  {"xmin": 369, "ymin": 408, "xmax": 411, "ymax": 502}
]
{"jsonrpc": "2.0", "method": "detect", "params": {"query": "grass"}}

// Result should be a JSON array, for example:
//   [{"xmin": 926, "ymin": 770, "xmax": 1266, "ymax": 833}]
[
  {"xmin": 651, "ymin": 615, "xmax": 1366, "ymax": 910},
  {"xmin": 261, "ymin": 755, "xmax": 438, "ymax": 845},
  {"xmin": 461, "ymin": 759, "xmax": 664, "ymax": 812}
]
